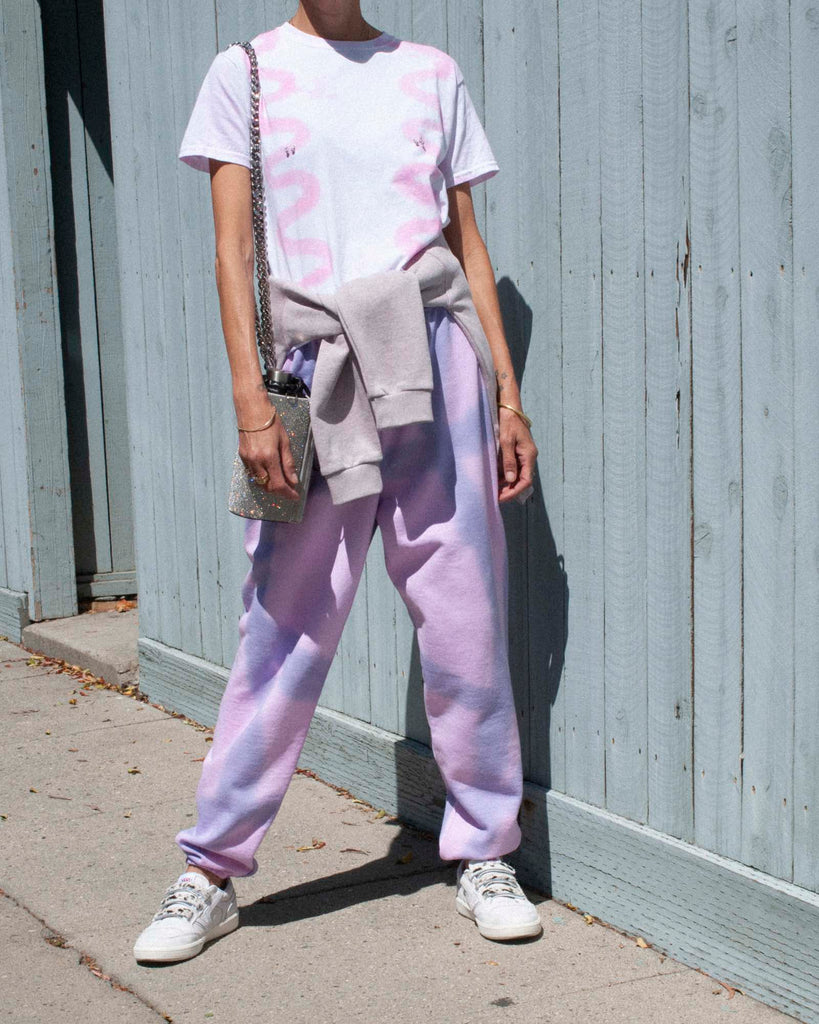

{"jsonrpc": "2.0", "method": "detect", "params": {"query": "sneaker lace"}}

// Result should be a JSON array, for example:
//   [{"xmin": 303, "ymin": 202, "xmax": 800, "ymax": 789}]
[
  {"xmin": 468, "ymin": 859, "xmax": 527, "ymax": 901},
  {"xmin": 153, "ymin": 882, "xmax": 210, "ymax": 922}
]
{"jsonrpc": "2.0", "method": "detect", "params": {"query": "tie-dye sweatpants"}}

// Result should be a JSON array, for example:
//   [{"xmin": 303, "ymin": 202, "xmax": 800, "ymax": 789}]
[{"xmin": 175, "ymin": 308, "xmax": 524, "ymax": 878}]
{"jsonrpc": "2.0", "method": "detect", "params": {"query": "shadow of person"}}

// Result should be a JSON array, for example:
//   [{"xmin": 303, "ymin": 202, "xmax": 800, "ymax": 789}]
[
  {"xmin": 242, "ymin": 825, "xmax": 447, "ymax": 928},
  {"xmin": 242, "ymin": 823, "xmax": 547, "ymax": 932}
]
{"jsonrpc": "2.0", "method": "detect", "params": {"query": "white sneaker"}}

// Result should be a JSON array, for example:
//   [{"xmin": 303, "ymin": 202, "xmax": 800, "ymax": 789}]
[
  {"xmin": 133, "ymin": 870, "xmax": 239, "ymax": 963},
  {"xmin": 455, "ymin": 858, "xmax": 542, "ymax": 941}
]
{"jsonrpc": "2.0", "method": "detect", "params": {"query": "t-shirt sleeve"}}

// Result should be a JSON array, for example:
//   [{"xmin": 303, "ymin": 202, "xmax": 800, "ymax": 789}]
[
  {"xmin": 438, "ymin": 60, "xmax": 499, "ymax": 189},
  {"xmin": 178, "ymin": 47, "xmax": 251, "ymax": 171}
]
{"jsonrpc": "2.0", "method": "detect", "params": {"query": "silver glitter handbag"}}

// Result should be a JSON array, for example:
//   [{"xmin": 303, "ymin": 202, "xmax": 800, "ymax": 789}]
[{"xmin": 226, "ymin": 40, "xmax": 315, "ymax": 524}]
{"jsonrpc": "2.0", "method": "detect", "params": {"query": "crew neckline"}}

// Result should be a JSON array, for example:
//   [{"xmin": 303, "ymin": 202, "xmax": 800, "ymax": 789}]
[{"xmin": 280, "ymin": 19, "xmax": 394, "ymax": 50}]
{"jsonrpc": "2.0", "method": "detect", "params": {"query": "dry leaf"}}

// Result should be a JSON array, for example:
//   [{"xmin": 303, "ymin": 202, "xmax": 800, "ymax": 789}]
[
  {"xmin": 296, "ymin": 838, "xmax": 326, "ymax": 852},
  {"xmin": 340, "ymin": 848, "xmax": 368, "ymax": 855},
  {"xmin": 127, "ymin": 766, "xmax": 141, "ymax": 775},
  {"xmin": 636, "ymin": 936, "xmax": 648, "ymax": 948},
  {"xmin": 583, "ymin": 913, "xmax": 594, "ymax": 924},
  {"xmin": 68, "ymin": 748, "xmax": 78, "ymax": 753},
  {"xmin": 124, "ymin": 810, "xmax": 132, "ymax": 818},
  {"xmin": 191, "ymin": 756, "xmax": 205, "ymax": 762},
  {"xmin": 372, "ymin": 808, "xmax": 386, "ymax": 819},
  {"xmin": 29, "ymin": 787, "xmax": 38, "ymax": 793},
  {"xmin": 485, "ymin": 960, "xmax": 499, "ymax": 966},
  {"xmin": 68, "ymin": 699, "xmax": 77, "ymax": 705}
]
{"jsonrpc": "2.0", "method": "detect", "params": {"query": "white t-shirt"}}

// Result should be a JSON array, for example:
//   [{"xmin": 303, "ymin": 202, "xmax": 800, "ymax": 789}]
[{"xmin": 179, "ymin": 20, "xmax": 499, "ymax": 293}]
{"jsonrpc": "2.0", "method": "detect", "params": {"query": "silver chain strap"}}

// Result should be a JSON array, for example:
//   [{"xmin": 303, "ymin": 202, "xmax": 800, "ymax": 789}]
[{"xmin": 230, "ymin": 40, "xmax": 275, "ymax": 375}]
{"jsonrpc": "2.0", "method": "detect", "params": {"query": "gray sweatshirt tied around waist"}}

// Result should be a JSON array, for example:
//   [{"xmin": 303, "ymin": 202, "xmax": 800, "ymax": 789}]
[{"xmin": 267, "ymin": 235, "xmax": 500, "ymax": 505}]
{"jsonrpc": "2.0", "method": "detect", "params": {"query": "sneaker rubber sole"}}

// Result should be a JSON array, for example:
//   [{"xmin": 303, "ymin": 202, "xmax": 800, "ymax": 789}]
[
  {"xmin": 133, "ymin": 909, "xmax": 240, "ymax": 963},
  {"xmin": 455, "ymin": 894, "xmax": 543, "ymax": 941}
]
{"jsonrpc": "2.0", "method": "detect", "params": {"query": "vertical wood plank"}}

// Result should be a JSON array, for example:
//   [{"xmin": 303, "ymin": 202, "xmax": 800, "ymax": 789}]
[
  {"xmin": 368, "ymin": 0, "xmax": 413, "ymax": 41},
  {"xmin": 215, "ymin": 0, "xmax": 268, "ymax": 46},
  {"xmin": 517, "ymin": 0, "xmax": 564, "ymax": 793},
  {"xmin": 599, "ymin": 0, "xmax": 648, "ymax": 821},
  {"xmin": 736, "ymin": 0, "xmax": 795, "ymax": 882},
  {"xmin": 412, "ymin": 0, "xmax": 446, "ymax": 48},
  {"xmin": 0, "ymin": 65, "xmax": 30, "ymax": 595},
  {"xmin": 558, "ymin": 0, "xmax": 605, "ymax": 804},
  {"xmin": 103, "ymin": 0, "xmax": 161, "ymax": 634},
  {"xmin": 642, "ymin": 0, "xmax": 694, "ymax": 839},
  {"xmin": 446, "ymin": 0, "xmax": 486, "ymax": 238},
  {"xmin": 146, "ymin": 0, "xmax": 203, "ymax": 655},
  {"xmin": 76, "ymin": 0, "xmax": 134, "ymax": 581},
  {"xmin": 341, "ymin": 562, "xmax": 372, "ymax": 723},
  {"xmin": 319, "ymin": 650, "xmax": 346, "ymax": 714},
  {"xmin": 366, "ymin": 529, "xmax": 401, "ymax": 734},
  {"xmin": 689, "ymin": 0, "xmax": 744, "ymax": 861},
  {"xmin": 482, "ymin": 0, "xmax": 535, "ymax": 778},
  {"xmin": 791, "ymin": 0, "xmax": 819, "ymax": 894},
  {"xmin": 0, "ymin": 1, "xmax": 77, "ymax": 621},
  {"xmin": 169, "ymin": 3, "xmax": 225, "ymax": 664}
]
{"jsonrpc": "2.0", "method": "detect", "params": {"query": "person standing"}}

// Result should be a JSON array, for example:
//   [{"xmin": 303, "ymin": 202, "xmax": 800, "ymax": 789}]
[{"xmin": 133, "ymin": 0, "xmax": 540, "ymax": 964}]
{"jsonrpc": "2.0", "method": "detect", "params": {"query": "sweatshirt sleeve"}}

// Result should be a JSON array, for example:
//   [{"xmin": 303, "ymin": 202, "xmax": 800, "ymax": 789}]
[
  {"xmin": 178, "ymin": 46, "xmax": 251, "ymax": 171},
  {"xmin": 438, "ymin": 60, "xmax": 499, "ymax": 189}
]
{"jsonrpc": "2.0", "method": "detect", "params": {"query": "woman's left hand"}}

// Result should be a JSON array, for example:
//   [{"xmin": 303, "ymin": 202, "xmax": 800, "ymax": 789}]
[{"xmin": 497, "ymin": 406, "xmax": 538, "ymax": 503}]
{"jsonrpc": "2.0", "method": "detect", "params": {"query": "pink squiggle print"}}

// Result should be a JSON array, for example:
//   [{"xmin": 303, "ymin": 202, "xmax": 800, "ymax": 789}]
[
  {"xmin": 269, "ymin": 169, "xmax": 333, "ymax": 288},
  {"xmin": 394, "ymin": 161, "xmax": 440, "ymax": 205},
  {"xmin": 259, "ymin": 67, "xmax": 297, "ymax": 102},
  {"xmin": 400, "ymin": 50, "xmax": 454, "ymax": 107},
  {"xmin": 253, "ymin": 28, "xmax": 281, "ymax": 56},
  {"xmin": 392, "ymin": 55, "xmax": 453, "ymax": 259},
  {"xmin": 253, "ymin": 35, "xmax": 333, "ymax": 289}
]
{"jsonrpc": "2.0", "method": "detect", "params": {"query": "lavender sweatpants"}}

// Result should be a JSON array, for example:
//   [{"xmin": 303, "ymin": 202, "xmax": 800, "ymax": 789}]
[{"xmin": 175, "ymin": 308, "xmax": 524, "ymax": 878}]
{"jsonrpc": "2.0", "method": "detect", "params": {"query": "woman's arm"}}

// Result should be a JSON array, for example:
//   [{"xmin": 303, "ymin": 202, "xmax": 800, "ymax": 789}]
[
  {"xmin": 443, "ymin": 183, "xmax": 538, "ymax": 503},
  {"xmin": 208, "ymin": 159, "xmax": 299, "ymax": 499}
]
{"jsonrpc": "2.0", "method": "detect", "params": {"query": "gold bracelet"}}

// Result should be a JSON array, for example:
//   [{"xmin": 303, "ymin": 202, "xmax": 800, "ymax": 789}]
[
  {"xmin": 237, "ymin": 409, "xmax": 276, "ymax": 433},
  {"xmin": 498, "ymin": 403, "xmax": 533, "ymax": 429}
]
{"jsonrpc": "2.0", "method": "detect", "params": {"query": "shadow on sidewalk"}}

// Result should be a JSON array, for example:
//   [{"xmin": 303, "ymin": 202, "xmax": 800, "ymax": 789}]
[{"xmin": 241, "ymin": 828, "xmax": 548, "ymax": 930}]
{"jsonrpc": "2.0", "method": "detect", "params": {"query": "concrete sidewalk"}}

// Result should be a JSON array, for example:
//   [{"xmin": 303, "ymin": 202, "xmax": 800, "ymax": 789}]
[{"xmin": 0, "ymin": 629, "xmax": 794, "ymax": 1024}]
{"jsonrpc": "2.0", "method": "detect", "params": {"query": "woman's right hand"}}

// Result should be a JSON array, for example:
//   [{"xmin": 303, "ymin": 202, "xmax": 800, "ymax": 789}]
[{"xmin": 238, "ymin": 412, "xmax": 300, "ymax": 501}]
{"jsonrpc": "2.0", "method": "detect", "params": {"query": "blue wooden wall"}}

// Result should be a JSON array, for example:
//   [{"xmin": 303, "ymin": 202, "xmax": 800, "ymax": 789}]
[{"xmin": 99, "ymin": 2, "xmax": 819, "ymax": 1018}]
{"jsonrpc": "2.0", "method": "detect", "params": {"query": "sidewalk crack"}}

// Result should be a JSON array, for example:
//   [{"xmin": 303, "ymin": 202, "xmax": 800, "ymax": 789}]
[{"xmin": 0, "ymin": 887, "xmax": 172, "ymax": 1022}]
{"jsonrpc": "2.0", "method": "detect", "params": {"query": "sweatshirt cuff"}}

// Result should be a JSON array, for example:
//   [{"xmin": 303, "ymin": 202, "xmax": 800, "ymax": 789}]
[
  {"xmin": 371, "ymin": 390, "xmax": 433, "ymax": 429},
  {"xmin": 324, "ymin": 462, "xmax": 383, "ymax": 504}
]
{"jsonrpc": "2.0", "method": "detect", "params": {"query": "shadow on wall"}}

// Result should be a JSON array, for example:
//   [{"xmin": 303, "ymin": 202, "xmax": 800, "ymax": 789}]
[{"xmin": 389, "ymin": 275, "xmax": 569, "ymax": 892}]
